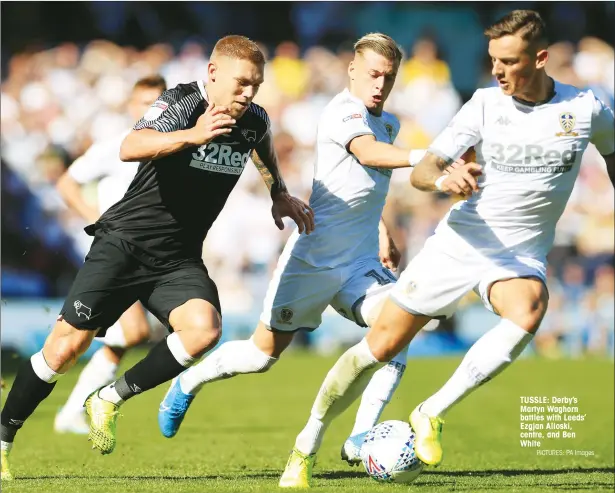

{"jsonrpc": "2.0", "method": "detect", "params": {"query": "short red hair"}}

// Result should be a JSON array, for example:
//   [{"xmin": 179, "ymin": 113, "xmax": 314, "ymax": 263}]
[{"xmin": 211, "ymin": 35, "xmax": 265, "ymax": 65}]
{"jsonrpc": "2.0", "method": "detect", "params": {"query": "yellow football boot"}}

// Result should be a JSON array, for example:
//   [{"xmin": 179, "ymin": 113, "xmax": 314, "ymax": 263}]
[
  {"xmin": 1, "ymin": 446, "xmax": 13, "ymax": 481},
  {"xmin": 409, "ymin": 404, "xmax": 445, "ymax": 466},
  {"xmin": 279, "ymin": 448, "xmax": 316, "ymax": 488},
  {"xmin": 84, "ymin": 390, "xmax": 121, "ymax": 455}
]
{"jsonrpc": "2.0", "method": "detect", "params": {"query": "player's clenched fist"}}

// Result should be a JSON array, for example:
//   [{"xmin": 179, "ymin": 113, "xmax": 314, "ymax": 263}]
[
  {"xmin": 439, "ymin": 162, "xmax": 482, "ymax": 198},
  {"xmin": 189, "ymin": 102, "xmax": 236, "ymax": 145}
]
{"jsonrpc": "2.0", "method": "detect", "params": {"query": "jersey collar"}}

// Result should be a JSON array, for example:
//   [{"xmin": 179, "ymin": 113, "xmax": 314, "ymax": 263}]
[
  {"xmin": 342, "ymin": 88, "xmax": 383, "ymax": 120},
  {"xmin": 512, "ymin": 77, "xmax": 557, "ymax": 107},
  {"xmin": 197, "ymin": 80, "xmax": 209, "ymax": 102}
]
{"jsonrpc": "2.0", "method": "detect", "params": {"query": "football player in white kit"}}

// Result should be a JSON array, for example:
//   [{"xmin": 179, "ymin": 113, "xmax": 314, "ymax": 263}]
[
  {"xmin": 52, "ymin": 76, "xmax": 167, "ymax": 434},
  {"xmin": 279, "ymin": 9, "xmax": 615, "ymax": 486},
  {"xmin": 157, "ymin": 33, "xmax": 440, "ymax": 468}
]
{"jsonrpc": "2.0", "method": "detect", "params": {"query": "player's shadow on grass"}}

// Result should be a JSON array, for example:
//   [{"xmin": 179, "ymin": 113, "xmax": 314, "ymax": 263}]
[
  {"xmin": 312, "ymin": 466, "xmax": 615, "ymax": 483},
  {"xmin": 17, "ymin": 466, "xmax": 614, "ymax": 483}
]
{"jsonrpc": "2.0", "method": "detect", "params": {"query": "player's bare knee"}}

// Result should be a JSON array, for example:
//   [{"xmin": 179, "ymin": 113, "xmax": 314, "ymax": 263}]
[
  {"xmin": 367, "ymin": 306, "xmax": 425, "ymax": 362},
  {"xmin": 491, "ymin": 278, "xmax": 549, "ymax": 333},
  {"xmin": 517, "ymin": 303, "xmax": 548, "ymax": 333},
  {"xmin": 43, "ymin": 339, "xmax": 75, "ymax": 370},
  {"xmin": 186, "ymin": 319, "xmax": 222, "ymax": 352},
  {"xmin": 506, "ymin": 295, "xmax": 548, "ymax": 333},
  {"xmin": 122, "ymin": 320, "xmax": 151, "ymax": 346},
  {"xmin": 43, "ymin": 322, "xmax": 94, "ymax": 370},
  {"xmin": 366, "ymin": 328, "xmax": 402, "ymax": 362},
  {"xmin": 202, "ymin": 325, "xmax": 222, "ymax": 348}
]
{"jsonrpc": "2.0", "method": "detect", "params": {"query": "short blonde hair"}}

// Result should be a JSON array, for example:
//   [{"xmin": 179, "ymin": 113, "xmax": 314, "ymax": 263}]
[
  {"xmin": 211, "ymin": 35, "xmax": 265, "ymax": 65},
  {"xmin": 354, "ymin": 33, "xmax": 403, "ymax": 65}
]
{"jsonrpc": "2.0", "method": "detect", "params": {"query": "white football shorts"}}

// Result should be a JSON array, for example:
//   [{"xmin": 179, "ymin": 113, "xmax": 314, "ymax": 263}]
[
  {"xmin": 260, "ymin": 244, "xmax": 396, "ymax": 332},
  {"xmin": 390, "ymin": 234, "xmax": 547, "ymax": 319}
]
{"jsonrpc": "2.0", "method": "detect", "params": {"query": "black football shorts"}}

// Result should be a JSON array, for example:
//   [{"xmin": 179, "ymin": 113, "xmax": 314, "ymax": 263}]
[{"xmin": 59, "ymin": 231, "xmax": 221, "ymax": 335}]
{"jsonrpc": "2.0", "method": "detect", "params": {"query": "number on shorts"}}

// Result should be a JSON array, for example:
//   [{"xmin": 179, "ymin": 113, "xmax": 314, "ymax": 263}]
[{"xmin": 365, "ymin": 268, "xmax": 396, "ymax": 286}]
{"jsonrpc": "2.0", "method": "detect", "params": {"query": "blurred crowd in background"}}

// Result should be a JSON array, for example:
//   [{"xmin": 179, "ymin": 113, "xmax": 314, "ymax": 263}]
[{"xmin": 1, "ymin": 2, "xmax": 613, "ymax": 359}]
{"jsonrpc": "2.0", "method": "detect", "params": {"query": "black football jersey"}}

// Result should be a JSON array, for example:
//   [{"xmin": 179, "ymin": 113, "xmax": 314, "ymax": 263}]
[{"xmin": 92, "ymin": 81, "xmax": 271, "ymax": 261}]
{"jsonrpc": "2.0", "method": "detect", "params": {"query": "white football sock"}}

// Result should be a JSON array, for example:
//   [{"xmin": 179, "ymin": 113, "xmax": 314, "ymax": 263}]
[
  {"xmin": 59, "ymin": 348, "xmax": 119, "ymax": 417},
  {"xmin": 179, "ymin": 337, "xmax": 276, "ymax": 395},
  {"xmin": 31, "ymin": 350, "xmax": 61, "ymax": 383},
  {"xmin": 1, "ymin": 441, "xmax": 12, "ymax": 452},
  {"xmin": 166, "ymin": 332, "xmax": 197, "ymax": 367},
  {"xmin": 295, "ymin": 338, "xmax": 384, "ymax": 455},
  {"xmin": 100, "ymin": 321, "xmax": 127, "ymax": 348},
  {"xmin": 421, "ymin": 318, "xmax": 533, "ymax": 417},
  {"xmin": 98, "ymin": 383, "xmax": 123, "ymax": 405},
  {"xmin": 349, "ymin": 344, "xmax": 408, "ymax": 436}
]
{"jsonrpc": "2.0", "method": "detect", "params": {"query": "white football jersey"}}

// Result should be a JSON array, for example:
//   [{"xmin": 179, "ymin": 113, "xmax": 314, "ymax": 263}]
[
  {"xmin": 290, "ymin": 89, "xmax": 400, "ymax": 267},
  {"xmin": 68, "ymin": 130, "xmax": 140, "ymax": 214},
  {"xmin": 429, "ymin": 81, "xmax": 615, "ymax": 260}
]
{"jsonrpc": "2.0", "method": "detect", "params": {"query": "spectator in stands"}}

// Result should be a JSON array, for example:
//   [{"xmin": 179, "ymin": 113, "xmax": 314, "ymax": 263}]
[{"xmin": 270, "ymin": 41, "xmax": 310, "ymax": 101}]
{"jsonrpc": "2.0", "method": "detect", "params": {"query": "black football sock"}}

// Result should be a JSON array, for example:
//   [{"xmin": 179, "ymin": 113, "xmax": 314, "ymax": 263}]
[
  {"xmin": 1, "ymin": 354, "xmax": 60, "ymax": 443},
  {"xmin": 106, "ymin": 334, "xmax": 196, "ymax": 402}
]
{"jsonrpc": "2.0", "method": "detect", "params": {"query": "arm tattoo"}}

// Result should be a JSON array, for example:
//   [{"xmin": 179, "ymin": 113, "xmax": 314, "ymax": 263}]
[
  {"xmin": 252, "ymin": 150, "xmax": 274, "ymax": 191},
  {"xmin": 252, "ymin": 129, "xmax": 288, "ymax": 197},
  {"xmin": 435, "ymin": 156, "xmax": 450, "ymax": 171},
  {"xmin": 410, "ymin": 153, "xmax": 451, "ymax": 191}
]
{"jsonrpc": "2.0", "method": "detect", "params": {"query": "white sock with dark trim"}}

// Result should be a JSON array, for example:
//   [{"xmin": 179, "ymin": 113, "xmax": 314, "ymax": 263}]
[{"xmin": 421, "ymin": 319, "xmax": 533, "ymax": 417}]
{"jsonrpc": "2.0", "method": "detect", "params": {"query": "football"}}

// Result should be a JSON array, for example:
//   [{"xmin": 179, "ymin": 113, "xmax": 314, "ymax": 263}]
[{"xmin": 360, "ymin": 420, "xmax": 425, "ymax": 483}]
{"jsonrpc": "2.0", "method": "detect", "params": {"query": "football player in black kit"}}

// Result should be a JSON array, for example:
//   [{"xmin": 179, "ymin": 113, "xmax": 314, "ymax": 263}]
[{"xmin": 0, "ymin": 35, "xmax": 314, "ymax": 477}]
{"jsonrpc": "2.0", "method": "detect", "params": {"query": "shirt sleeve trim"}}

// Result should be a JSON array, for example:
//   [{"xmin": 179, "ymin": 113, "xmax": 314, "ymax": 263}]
[
  {"xmin": 342, "ymin": 130, "xmax": 375, "ymax": 149},
  {"xmin": 426, "ymin": 147, "xmax": 455, "ymax": 165}
]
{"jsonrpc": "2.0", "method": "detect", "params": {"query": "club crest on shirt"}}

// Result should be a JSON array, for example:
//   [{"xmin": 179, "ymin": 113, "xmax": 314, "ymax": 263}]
[
  {"xmin": 385, "ymin": 123, "xmax": 394, "ymax": 143},
  {"xmin": 242, "ymin": 129, "xmax": 257, "ymax": 142},
  {"xmin": 404, "ymin": 280, "xmax": 417, "ymax": 296},
  {"xmin": 556, "ymin": 112, "xmax": 578, "ymax": 137}
]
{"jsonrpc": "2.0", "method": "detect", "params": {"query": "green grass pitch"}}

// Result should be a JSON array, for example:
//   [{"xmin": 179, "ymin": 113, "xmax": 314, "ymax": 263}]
[{"xmin": 1, "ymin": 350, "xmax": 613, "ymax": 492}]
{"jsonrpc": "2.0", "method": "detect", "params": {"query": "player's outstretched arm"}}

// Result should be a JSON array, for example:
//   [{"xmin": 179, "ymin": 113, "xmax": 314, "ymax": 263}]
[
  {"xmin": 410, "ymin": 152, "xmax": 450, "ymax": 190},
  {"xmin": 348, "ymin": 134, "xmax": 415, "ymax": 169},
  {"xmin": 252, "ymin": 131, "xmax": 315, "ymax": 234},
  {"xmin": 411, "ymin": 151, "xmax": 482, "ymax": 198},
  {"xmin": 120, "ymin": 102, "xmax": 234, "ymax": 162}
]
